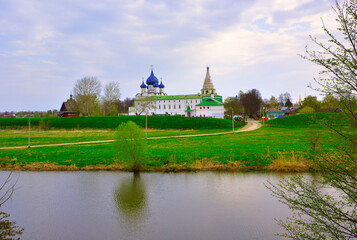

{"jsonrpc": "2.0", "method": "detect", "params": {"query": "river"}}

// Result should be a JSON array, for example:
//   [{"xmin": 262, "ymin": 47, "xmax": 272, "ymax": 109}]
[{"xmin": 0, "ymin": 171, "xmax": 293, "ymax": 240}]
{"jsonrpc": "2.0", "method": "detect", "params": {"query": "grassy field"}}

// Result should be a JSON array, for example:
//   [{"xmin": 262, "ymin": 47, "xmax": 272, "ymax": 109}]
[
  {"xmin": 265, "ymin": 112, "xmax": 353, "ymax": 129},
  {"xmin": 0, "ymin": 128, "xmax": 236, "ymax": 147},
  {"xmin": 0, "ymin": 113, "xmax": 355, "ymax": 171}
]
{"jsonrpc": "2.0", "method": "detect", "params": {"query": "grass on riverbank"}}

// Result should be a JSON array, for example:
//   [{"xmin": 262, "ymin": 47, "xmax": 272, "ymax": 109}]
[
  {"xmin": 0, "ymin": 126, "xmax": 339, "ymax": 172},
  {"xmin": 0, "ymin": 113, "xmax": 355, "ymax": 172},
  {"xmin": 0, "ymin": 128, "xmax": 238, "ymax": 147}
]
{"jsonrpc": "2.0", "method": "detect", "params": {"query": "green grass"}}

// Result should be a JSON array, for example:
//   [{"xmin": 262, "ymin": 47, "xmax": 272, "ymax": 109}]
[
  {"xmin": 0, "ymin": 128, "xmax": 237, "ymax": 147},
  {"xmin": 265, "ymin": 112, "xmax": 353, "ymax": 129},
  {"xmin": 0, "ymin": 126, "xmax": 343, "ymax": 169},
  {"xmin": 0, "ymin": 113, "xmax": 355, "ymax": 171},
  {"xmin": 0, "ymin": 116, "xmax": 244, "ymax": 130}
]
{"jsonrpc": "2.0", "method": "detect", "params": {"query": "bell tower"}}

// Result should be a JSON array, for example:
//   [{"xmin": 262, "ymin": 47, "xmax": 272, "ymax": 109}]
[{"xmin": 201, "ymin": 66, "xmax": 216, "ymax": 95}]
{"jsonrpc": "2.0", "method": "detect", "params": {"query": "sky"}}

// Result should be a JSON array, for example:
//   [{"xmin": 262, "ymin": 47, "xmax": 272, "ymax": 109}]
[{"xmin": 0, "ymin": 0, "xmax": 339, "ymax": 111}]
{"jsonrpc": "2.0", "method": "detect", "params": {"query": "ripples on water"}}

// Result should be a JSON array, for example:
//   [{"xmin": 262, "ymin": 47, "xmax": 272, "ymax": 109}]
[{"xmin": 1, "ymin": 171, "xmax": 293, "ymax": 240}]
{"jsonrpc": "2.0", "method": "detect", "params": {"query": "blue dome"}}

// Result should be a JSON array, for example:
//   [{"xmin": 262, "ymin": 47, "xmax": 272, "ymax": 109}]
[
  {"xmin": 146, "ymin": 69, "xmax": 159, "ymax": 85},
  {"xmin": 140, "ymin": 81, "xmax": 147, "ymax": 88},
  {"xmin": 153, "ymin": 82, "xmax": 159, "ymax": 87},
  {"xmin": 159, "ymin": 81, "xmax": 165, "ymax": 88}
]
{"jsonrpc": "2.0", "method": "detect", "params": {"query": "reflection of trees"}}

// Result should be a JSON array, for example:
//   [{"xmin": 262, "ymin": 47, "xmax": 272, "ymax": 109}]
[{"xmin": 114, "ymin": 173, "xmax": 148, "ymax": 226}]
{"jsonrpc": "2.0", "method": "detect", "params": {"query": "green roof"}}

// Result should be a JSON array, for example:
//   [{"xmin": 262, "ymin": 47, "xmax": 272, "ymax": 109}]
[
  {"xmin": 137, "ymin": 94, "xmax": 221, "ymax": 101},
  {"xmin": 185, "ymin": 105, "xmax": 193, "ymax": 112},
  {"xmin": 196, "ymin": 97, "xmax": 223, "ymax": 106}
]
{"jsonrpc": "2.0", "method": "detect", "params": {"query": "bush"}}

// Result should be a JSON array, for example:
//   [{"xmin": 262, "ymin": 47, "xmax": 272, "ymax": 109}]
[
  {"xmin": 115, "ymin": 121, "xmax": 146, "ymax": 171},
  {"xmin": 299, "ymin": 106, "xmax": 315, "ymax": 114}
]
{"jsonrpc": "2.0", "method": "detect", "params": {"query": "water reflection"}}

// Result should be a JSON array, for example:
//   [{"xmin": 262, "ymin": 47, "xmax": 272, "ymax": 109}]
[
  {"xmin": 114, "ymin": 173, "xmax": 148, "ymax": 229},
  {"xmin": 2, "ymin": 171, "xmax": 294, "ymax": 240}
]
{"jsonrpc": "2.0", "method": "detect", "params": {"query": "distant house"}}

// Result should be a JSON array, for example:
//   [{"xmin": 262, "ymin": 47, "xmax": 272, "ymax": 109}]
[
  {"xmin": 58, "ymin": 95, "xmax": 79, "ymax": 117},
  {"xmin": 281, "ymin": 107, "xmax": 295, "ymax": 116},
  {"xmin": 266, "ymin": 108, "xmax": 284, "ymax": 119}
]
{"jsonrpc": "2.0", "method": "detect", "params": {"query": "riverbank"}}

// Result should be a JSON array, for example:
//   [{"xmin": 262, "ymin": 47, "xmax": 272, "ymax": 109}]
[{"xmin": 0, "ymin": 156, "xmax": 309, "ymax": 172}]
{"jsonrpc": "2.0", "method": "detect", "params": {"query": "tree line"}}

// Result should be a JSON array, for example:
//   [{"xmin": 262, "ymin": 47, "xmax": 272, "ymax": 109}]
[
  {"xmin": 70, "ymin": 77, "xmax": 134, "ymax": 116},
  {"xmin": 224, "ymin": 89, "xmax": 341, "ymax": 118}
]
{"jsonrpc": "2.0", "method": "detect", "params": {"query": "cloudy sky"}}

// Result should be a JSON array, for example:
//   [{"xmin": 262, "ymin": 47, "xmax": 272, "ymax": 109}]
[{"xmin": 0, "ymin": 0, "xmax": 338, "ymax": 111}]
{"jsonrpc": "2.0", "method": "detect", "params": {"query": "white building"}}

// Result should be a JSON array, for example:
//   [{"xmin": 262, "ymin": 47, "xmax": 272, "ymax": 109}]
[{"xmin": 128, "ymin": 66, "xmax": 224, "ymax": 118}]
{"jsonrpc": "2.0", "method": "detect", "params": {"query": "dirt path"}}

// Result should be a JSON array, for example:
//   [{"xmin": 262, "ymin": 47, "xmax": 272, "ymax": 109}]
[{"xmin": 0, "ymin": 119, "xmax": 262, "ymax": 150}]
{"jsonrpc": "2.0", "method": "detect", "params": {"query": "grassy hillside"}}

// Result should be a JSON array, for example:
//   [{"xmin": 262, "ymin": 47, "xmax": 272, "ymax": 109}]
[
  {"xmin": 264, "ymin": 113, "xmax": 353, "ymax": 129},
  {"xmin": 0, "ymin": 127, "xmax": 337, "ymax": 170},
  {"xmin": 0, "ymin": 116, "xmax": 244, "ymax": 130},
  {"xmin": 1, "ymin": 112, "xmax": 355, "ymax": 171}
]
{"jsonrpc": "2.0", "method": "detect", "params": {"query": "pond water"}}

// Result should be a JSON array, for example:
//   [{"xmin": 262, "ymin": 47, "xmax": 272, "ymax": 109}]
[{"xmin": 1, "ymin": 171, "xmax": 294, "ymax": 240}]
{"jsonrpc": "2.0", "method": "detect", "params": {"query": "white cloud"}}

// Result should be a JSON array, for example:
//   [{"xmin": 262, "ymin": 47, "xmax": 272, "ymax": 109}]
[{"xmin": 0, "ymin": 0, "xmax": 343, "ymax": 110}]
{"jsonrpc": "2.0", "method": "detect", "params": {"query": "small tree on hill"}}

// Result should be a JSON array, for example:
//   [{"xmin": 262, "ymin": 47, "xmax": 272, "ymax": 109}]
[
  {"xmin": 302, "ymin": 95, "xmax": 321, "ymax": 112},
  {"xmin": 115, "ymin": 121, "xmax": 146, "ymax": 171}
]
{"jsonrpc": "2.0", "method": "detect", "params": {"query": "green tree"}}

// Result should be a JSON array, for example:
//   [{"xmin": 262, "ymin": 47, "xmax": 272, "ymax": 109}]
[
  {"xmin": 224, "ymin": 96, "xmax": 244, "ymax": 118},
  {"xmin": 110, "ymin": 103, "xmax": 118, "ymax": 116},
  {"xmin": 302, "ymin": 95, "xmax": 321, "ymax": 111},
  {"xmin": 115, "ymin": 121, "xmax": 146, "ymax": 171},
  {"xmin": 268, "ymin": 1, "xmax": 357, "ymax": 239},
  {"xmin": 322, "ymin": 94, "xmax": 340, "ymax": 111},
  {"xmin": 267, "ymin": 96, "xmax": 279, "ymax": 108},
  {"xmin": 298, "ymin": 106, "xmax": 315, "ymax": 114}
]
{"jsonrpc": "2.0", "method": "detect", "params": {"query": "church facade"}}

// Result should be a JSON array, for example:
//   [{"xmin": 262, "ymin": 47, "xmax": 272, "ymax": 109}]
[{"xmin": 128, "ymin": 66, "xmax": 224, "ymax": 118}]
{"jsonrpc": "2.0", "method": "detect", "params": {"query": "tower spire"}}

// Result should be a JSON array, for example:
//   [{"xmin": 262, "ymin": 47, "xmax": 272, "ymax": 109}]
[{"xmin": 201, "ymin": 66, "xmax": 216, "ymax": 94}]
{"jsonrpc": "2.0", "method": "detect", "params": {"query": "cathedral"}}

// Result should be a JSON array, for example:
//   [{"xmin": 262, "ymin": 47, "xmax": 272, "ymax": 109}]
[{"xmin": 128, "ymin": 66, "xmax": 224, "ymax": 118}]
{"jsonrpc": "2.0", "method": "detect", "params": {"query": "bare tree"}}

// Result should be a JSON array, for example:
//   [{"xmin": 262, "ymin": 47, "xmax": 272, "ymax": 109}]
[
  {"xmin": 278, "ymin": 92, "xmax": 292, "ymax": 107},
  {"xmin": 0, "ymin": 173, "xmax": 23, "ymax": 239},
  {"xmin": 115, "ymin": 98, "xmax": 135, "ymax": 113},
  {"xmin": 103, "ymin": 81, "xmax": 121, "ymax": 103},
  {"xmin": 102, "ymin": 81, "xmax": 121, "ymax": 116},
  {"xmin": 240, "ymin": 89, "xmax": 263, "ymax": 117},
  {"xmin": 73, "ymin": 77, "xmax": 102, "ymax": 116},
  {"xmin": 134, "ymin": 97, "xmax": 156, "ymax": 116},
  {"xmin": 267, "ymin": 1, "xmax": 357, "ymax": 239}
]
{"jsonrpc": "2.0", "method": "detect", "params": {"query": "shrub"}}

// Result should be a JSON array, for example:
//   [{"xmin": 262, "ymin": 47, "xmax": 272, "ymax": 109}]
[
  {"xmin": 115, "ymin": 121, "xmax": 146, "ymax": 171},
  {"xmin": 299, "ymin": 106, "xmax": 315, "ymax": 114}
]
